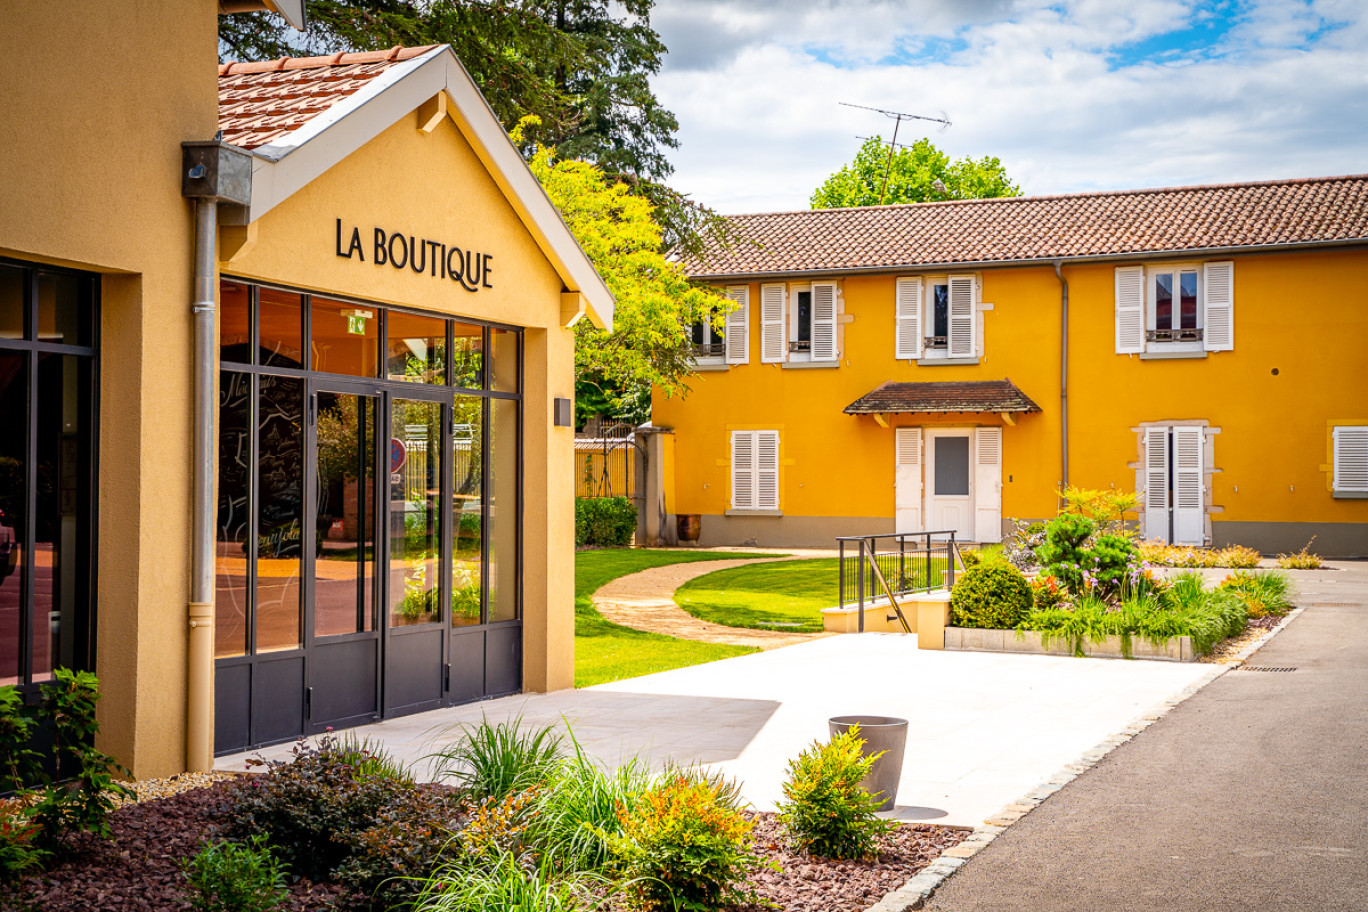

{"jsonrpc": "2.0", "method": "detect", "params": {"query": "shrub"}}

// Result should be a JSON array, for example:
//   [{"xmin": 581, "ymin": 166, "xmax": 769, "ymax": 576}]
[
  {"xmin": 532, "ymin": 739, "xmax": 653, "ymax": 873},
  {"xmin": 1277, "ymin": 538, "xmax": 1323, "ymax": 569},
  {"xmin": 29, "ymin": 669, "xmax": 134, "ymax": 851},
  {"xmin": 429, "ymin": 717, "xmax": 563, "ymax": 803},
  {"xmin": 949, "ymin": 563, "xmax": 1033, "ymax": 629},
  {"xmin": 776, "ymin": 727, "xmax": 893, "ymax": 860},
  {"xmin": 335, "ymin": 785, "xmax": 468, "ymax": 911},
  {"xmin": 457, "ymin": 788, "xmax": 540, "ymax": 866},
  {"xmin": 1219, "ymin": 570, "xmax": 1294, "ymax": 618},
  {"xmin": 610, "ymin": 773, "xmax": 761, "ymax": 912},
  {"xmin": 229, "ymin": 733, "xmax": 411, "ymax": 880},
  {"xmin": 1029, "ymin": 573, "xmax": 1066, "ymax": 610},
  {"xmin": 1215, "ymin": 545, "xmax": 1262, "ymax": 569},
  {"xmin": 1087, "ymin": 533, "xmax": 1139, "ymax": 599},
  {"xmin": 1058, "ymin": 486, "xmax": 1139, "ymax": 534},
  {"xmin": 1035, "ymin": 514, "xmax": 1096, "ymax": 592},
  {"xmin": 574, "ymin": 497, "xmax": 637, "ymax": 547},
  {"xmin": 412, "ymin": 851, "xmax": 616, "ymax": 912},
  {"xmin": 0, "ymin": 687, "xmax": 41, "ymax": 792},
  {"xmin": 180, "ymin": 836, "xmax": 288, "ymax": 912},
  {"xmin": 0, "ymin": 801, "xmax": 46, "ymax": 878}
]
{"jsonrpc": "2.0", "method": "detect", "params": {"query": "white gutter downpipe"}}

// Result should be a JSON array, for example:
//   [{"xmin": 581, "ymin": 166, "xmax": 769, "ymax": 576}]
[
  {"xmin": 188, "ymin": 198, "xmax": 217, "ymax": 772},
  {"xmin": 182, "ymin": 140, "xmax": 252, "ymax": 772}
]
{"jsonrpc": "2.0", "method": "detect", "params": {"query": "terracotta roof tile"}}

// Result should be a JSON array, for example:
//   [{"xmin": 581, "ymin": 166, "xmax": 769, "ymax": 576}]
[
  {"xmin": 218, "ymin": 45, "xmax": 439, "ymax": 150},
  {"xmin": 844, "ymin": 380, "xmax": 1042, "ymax": 415},
  {"xmin": 687, "ymin": 175, "xmax": 1368, "ymax": 277}
]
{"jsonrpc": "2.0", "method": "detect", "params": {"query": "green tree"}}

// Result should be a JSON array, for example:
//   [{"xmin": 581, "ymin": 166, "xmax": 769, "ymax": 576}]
[
  {"xmin": 810, "ymin": 136, "xmax": 1021, "ymax": 208},
  {"xmin": 518, "ymin": 121, "xmax": 725, "ymax": 419}
]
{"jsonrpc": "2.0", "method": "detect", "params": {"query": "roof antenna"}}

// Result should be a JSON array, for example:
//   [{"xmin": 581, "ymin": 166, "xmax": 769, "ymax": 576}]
[{"xmin": 841, "ymin": 103, "xmax": 952, "ymax": 204}]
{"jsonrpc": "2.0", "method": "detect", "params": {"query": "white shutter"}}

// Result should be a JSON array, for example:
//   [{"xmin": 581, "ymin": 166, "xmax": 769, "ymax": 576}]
[
  {"xmin": 1144, "ymin": 427, "xmax": 1170, "ymax": 541},
  {"xmin": 894, "ymin": 427, "xmax": 923, "ymax": 534},
  {"xmin": 1202, "ymin": 261, "xmax": 1234, "ymax": 352},
  {"xmin": 1115, "ymin": 266, "xmax": 1145, "ymax": 354},
  {"xmin": 756, "ymin": 430, "xmax": 780, "ymax": 510},
  {"xmin": 948, "ymin": 275, "xmax": 976, "ymax": 358},
  {"xmin": 760, "ymin": 283, "xmax": 786, "ymax": 363},
  {"xmin": 1173, "ymin": 426, "xmax": 1205, "ymax": 545},
  {"xmin": 731, "ymin": 432, "xmax": 755, "ymax": 510},
  {"xmin": 724, "ymin": 285, "xmax": 749, "ymax": 364},
  {"xmin": 974, "ymin": 427, "xmax": 1003, "ymax": 543},
  {"xmin": 895, "ymin": 278, "xmax": 923, "ymax": 360},
  {"xmin": 1333, "ymin": 426, "xmax": 1368, "ymax": 493},
  {"xmin": 810, "ymin": 282, "xmax": 838, "ymax": 361}
]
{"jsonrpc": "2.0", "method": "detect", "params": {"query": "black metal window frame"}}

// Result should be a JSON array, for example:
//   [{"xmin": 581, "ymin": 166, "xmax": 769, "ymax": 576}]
[
  {"xmin": 216, "ymin": 276, "xmax": 523, "ymax": 655},
  {"xmin": 0, "ymin": 256, "xmax": 100, "ymax": 694}
]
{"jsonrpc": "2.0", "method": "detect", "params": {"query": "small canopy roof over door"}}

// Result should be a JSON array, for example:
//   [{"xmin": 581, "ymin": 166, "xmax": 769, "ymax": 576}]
[
  {"xmin": 844, "ymin": 379, "xmax": 1042, "ymax": 416},
  {"xmin": 217, "ymin": 44, "xmax": 614, "ymax": 329}
]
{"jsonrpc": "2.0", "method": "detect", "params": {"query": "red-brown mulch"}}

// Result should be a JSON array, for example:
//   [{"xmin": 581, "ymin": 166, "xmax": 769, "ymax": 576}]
[
  {"xmin": 2, "ymin": 781, "xmax": 351, "ymax": 912},
  {"xmin": 3, "ymin": 784, "xmax": 968, "ymax": 912},
  {"xmin": 738, "ymin": 813, "xmax": 968, "ymax": 912}
]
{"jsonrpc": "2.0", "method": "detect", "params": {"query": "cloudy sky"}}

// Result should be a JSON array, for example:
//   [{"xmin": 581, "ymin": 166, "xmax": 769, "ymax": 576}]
[{"xmin": 649, "ymin": 0, "xmax": 1366, "ymax": 213}]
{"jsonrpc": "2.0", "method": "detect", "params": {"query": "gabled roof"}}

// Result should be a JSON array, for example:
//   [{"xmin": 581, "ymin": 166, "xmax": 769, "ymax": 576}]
[
  {"xmin": 217, "ymin": 45, "xmax": 613, "ymax": 329},
  {"xmin": 844, "ymin": 380, "xmax": 1042, "ymax": 416},
  {"xmin": 686, "ymin": 175, "xmax": 1368, "ymax": 279}
]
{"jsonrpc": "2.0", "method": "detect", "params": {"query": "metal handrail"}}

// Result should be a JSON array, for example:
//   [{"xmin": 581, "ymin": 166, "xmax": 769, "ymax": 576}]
[{"xmin": 837, "ymin": 531, "xmax": 959, "ymax": 633}]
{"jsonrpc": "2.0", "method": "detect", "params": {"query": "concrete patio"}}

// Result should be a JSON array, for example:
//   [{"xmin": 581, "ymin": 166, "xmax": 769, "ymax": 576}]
[{"xmin": 216, "ymin": 632, "xmax": 1219, "ymax": 827}]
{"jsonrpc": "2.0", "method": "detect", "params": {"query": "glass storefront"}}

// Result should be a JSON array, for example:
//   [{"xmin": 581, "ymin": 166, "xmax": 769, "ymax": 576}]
[
  {"xmin": 0, "ymin": 260, "xmax": 97, "ymax": 692},
  {"xmin": 214, "ymin": 279, "xmax": 522, "ymax": 752}
]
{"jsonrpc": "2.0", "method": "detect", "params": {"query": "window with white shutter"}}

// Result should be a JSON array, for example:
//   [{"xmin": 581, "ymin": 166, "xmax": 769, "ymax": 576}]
[
  {"xmin": 1333, "ymin": 426, "xmax": 1368, "ymax": 495},
  {"xmin": 760, "ymin": 284, "xmax": 785, "ymax": 363},
  {"xmin": 894, "ymin": 427, "xmax": 922, "ymax": 533},
  {"xmin": 1116, "ymin": 261, "xmax": 1234, "ymax": 355},
  {"xmin": 810, "ymin": 282, "xmax": 837, "ymax": 361},
  {"xmin": 947, "ymin": 275, "xmax": 976, "ymax": 358},
  {"xmin": 731, "ymin": 430, "xmax": 780, "ymax": 511},
  {"xmin": 974, "ymin": 427, "xmax": 1003, "ymax": 543},
  {"xmin": 1142, "ymin": 425, "xmax": 1207, "ymax": 544},
  {"xmin": 724, "ymin": 285, "xmax": 749, "ymax": 365},
  {"xmin": 1143, "ymin": 427, "xmax": 1170, "ymax": 540},
  {"xmin": 895, "ymin": 277, "xmax": 922, "ymax": 359}
]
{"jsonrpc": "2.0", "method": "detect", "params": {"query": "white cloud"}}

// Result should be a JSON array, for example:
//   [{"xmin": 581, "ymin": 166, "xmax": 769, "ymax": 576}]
[{"xmin": 651, "ymin": 0, "xmax": 1368, "ymax": 213}]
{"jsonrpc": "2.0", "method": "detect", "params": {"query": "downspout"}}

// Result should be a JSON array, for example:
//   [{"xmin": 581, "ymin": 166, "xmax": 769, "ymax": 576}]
[
  {"xmin": 181, "ymin": 140, "xmax": 252, "ymax": 772},
  {"xmin": 1054, "ymin": 261, "xmax": 1069, "ymax": 496},
  {"xmin": 188, "ymin": 199, "xmax": 217, "ymax": 772}
]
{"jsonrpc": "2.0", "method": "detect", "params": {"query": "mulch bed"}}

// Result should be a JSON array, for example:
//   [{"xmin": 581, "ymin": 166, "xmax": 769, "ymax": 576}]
[{"xmin": 3, "ymin": 782, "xmax": 968, "ymax": 912}]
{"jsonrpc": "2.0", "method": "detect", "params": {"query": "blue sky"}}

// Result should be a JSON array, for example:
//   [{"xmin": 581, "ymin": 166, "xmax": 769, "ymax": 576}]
[{"xmin": 650, "ymin": 0, "xmax": 1366, "ymax": 212}]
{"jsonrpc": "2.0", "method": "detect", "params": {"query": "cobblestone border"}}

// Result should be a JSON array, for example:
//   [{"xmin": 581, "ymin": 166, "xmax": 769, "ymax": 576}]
[{"xmin": 864, "ymin": 607, "xmax": 1305, "ymax": 912}]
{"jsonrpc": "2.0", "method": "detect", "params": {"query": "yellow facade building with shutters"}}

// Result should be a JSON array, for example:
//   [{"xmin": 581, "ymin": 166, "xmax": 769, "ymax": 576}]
[{"xmin": 653, "ymin": 179, "xmax": 1368, "ymax": 556}]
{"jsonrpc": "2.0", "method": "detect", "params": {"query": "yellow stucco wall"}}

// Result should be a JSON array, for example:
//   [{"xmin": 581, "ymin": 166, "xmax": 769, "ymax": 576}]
[
  {"xmin": 0, "ymin": 1, "xmax": 219, "ymax": 777},
  {"xmin": 655, "ymin": 249, "xmax": 1368, "ymax": 552}
]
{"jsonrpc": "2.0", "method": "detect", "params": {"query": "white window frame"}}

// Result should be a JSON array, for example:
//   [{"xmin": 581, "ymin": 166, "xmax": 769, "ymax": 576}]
[
  {"xmin": 1332, "ymin": 426, "xmax": 1368, "ymax": 496},
  {"xmin": 1145, "ymin": 262, "xmax": 1204, "ymax": 353},
  {"xmin": 1115, "ymin": 261, "xmax": 1234, "ymax": 355},
  {"xmin": 730, "ymin": 430, "xmax": 780, "ymax": 512},
  {"xmin": 901, "ymin": 274, "xmax": 980, "ymax": 363}
]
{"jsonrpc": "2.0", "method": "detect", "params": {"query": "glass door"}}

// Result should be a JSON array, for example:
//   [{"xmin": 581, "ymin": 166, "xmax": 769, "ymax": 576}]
[
  {"xmin": 305, "ymin": 384, "xmax": 382, "ymax": 732},
  {"xmin": 383, "ymin": 391, "xmax": 448, "ymax": 715}
]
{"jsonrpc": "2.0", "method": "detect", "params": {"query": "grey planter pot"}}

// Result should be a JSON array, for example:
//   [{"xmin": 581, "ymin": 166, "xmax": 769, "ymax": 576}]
[{"xmin": 828, "ymin": 715, "xmax": 908, "ymax": 812}]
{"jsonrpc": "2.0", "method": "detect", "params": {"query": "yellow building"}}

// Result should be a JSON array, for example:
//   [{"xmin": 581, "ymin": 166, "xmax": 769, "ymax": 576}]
[
  {"xmin": 654, "ymin": 179, "xmax": 1368, "ymax": 556},
  {"xmin": 1, "ymin": 3, "xmax": 609, "ymax": 776}
]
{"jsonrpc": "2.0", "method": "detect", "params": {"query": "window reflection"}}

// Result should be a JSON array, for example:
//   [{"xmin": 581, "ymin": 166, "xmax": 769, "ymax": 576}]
[
  {"xmin": 315, "ymin": 392, "xmax": 377, "ymax": 637},
  {"xmin": 0, "ymin": 352, "xmax": 26, "ymax": 685},
  {"xmin": 36, "ymin": 273, "xmax": 90, "ymax": 346},
  {"xmin": 488, "ymin": 398, "xmax": 519, "ymax": 623},
  {"xmin": 259, "ymin": 288, "xmax": 304, "ymax": 369},
  {"xmin": 489, "ymin": 327, "xmax": 517, "ymax": 393},
  {"xmin": 1179, "ymin": 272, "xmax": 1198, "ymax": 330},
  {"xmin": 387, "ymin": 311, "xmax": 446, "ymax": 384},
  {"xmin": 216, "ymin": 370, "xmax": 251, "ymax": 658},
  {"xmin": 313, "ymin": 297, "xmax": 379, "ymax": 377},
  {"xmin": 390, "ymin": 399, "xmax": 443, "ymax": 627},
  {"xmin": 256, "ymin": 374, "xmax": 303, "ymax": 652},
  {"xmin": 221, "ymin": 281, "xmax": 252, "ymax": 364},
  {"xmin": 452, "ymin": 394, "xmax": 482, "ymax": 627},
  {"xmin": 452, "ymin": 322, "xmax": 483, "ymax": 389},
  {"xmin": 0, "ymin": 266, "xmax": 22, "ymax": 340}
]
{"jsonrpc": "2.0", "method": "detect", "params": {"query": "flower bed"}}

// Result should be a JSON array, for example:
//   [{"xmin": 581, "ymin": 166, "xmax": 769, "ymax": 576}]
[{"xmin": 4, "ymin": 720, "xmax": 968, "ymax": 912}]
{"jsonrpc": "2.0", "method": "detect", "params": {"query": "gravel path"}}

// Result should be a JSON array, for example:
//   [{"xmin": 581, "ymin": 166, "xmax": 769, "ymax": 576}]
[{"xmin": 593, "ymin": 556, "xmax": 837, "ymax": 649}]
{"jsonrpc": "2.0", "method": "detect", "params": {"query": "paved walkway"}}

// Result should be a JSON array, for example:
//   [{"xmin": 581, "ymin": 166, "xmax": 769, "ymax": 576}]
[
  {"xmin": 592, "ymin": 554, "xmax": 835, "ymax": 649},
  {"xmin": 925, "ymin": 561, "xmax": 1368, "ymax": 911},
  {"xmin": 217, "ymin": 631, "xmax": 1218, "ymax": 827}
]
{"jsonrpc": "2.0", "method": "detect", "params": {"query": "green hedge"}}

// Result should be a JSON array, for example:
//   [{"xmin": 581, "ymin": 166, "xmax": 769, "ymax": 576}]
[
  {"xmin": 949, "ymin": 562, "xmax": 1033, "ymax": 629},
  {"xmin": 575, "ymin": 496, "xmax": 637, "ymax": 547}
]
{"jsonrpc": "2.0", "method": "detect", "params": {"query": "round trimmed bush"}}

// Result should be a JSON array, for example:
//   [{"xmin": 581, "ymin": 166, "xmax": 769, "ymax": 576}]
[{"xmin": 950, "ymin": 562, "xmax": 1033, "ymax": 629}]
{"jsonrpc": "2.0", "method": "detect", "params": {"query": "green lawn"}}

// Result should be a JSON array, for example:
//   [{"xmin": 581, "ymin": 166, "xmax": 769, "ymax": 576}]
[
  {"xmin": 673, "ymin": 558, "xmax": 840, "ymax": 633},
  {"xmin": 573, "ymin": 549, "xmax": 784, "ymax": 687}
]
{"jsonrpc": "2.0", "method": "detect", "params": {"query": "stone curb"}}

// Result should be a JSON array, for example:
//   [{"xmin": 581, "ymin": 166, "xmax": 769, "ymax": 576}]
[{"xmin": 862, "ymin": 605, "xmax": 1305, "ymax": 912}]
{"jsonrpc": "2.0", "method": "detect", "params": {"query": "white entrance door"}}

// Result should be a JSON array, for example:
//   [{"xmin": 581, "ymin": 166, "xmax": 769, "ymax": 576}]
[{"xmin": 926, "ymin": 429, "xmax": 974, "ymax": 541}]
